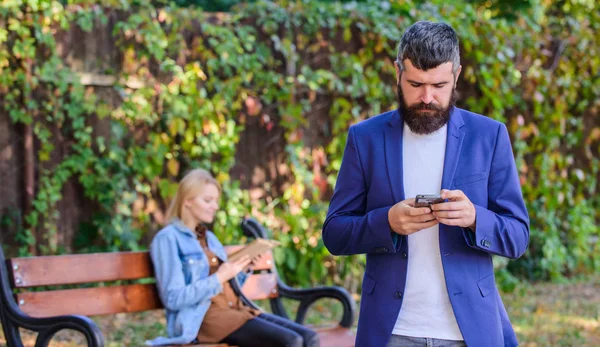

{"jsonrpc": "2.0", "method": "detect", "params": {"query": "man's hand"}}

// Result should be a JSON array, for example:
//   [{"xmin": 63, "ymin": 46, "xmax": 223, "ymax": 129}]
[
  {"xmin": 431, "ymin": 189, "xmax": 476, "ymax": 230},
  {"xmin": 388, "ymin": 198, "xmax": 438, "ymax": 235}
]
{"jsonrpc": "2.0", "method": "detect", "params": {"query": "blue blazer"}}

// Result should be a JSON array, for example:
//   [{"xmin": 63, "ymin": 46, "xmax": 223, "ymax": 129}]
[{"xmin": 323, "ymin": 108, "xmax": 529, "ymax": 347}]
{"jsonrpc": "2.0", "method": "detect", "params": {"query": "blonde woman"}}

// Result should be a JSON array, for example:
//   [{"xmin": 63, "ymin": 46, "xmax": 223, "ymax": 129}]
[{"xmin": 146, "ymin": 169, "xmax": 319, "ymax": 347}]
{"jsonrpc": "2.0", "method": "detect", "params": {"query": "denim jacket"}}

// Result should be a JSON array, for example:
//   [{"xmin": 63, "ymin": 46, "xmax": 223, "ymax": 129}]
[{"xmin": 145, "ymin": 220, "xmax": 249, "ymax": 346}]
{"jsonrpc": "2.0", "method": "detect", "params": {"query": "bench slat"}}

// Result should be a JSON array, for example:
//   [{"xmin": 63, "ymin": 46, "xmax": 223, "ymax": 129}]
[
  {"xmin": 15, "ymin": 273, "xmax": 279, "ymax": 317},
  {"xmin": 315, "ymin": 325, "xmax": 355, "ymax": 347},
  {"xmin": 9, "ymin": 252, "xmax": 153, "ymax": 288},
  {"xmin": 10, "ymin": 248, "xmax": 274, "ymax": 288},
  {"xmin": 240, "ymin": 273, "xmax": 279, "ymax": 301},
  {"xmin": 16, "ymin": 283, "xmax": 162, "ymax": 317}
]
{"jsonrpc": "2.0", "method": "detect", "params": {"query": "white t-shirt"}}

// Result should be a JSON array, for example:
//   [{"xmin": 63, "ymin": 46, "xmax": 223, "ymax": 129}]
[{"xmin": 391, "ymin": 123, "xmax": 463, "ymax": 340}]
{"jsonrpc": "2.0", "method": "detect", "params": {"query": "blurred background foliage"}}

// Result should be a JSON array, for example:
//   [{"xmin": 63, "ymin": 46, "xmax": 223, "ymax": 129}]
[{"xmin": 0, "ymin": 0, "xmax": 598, "ymax": 292}]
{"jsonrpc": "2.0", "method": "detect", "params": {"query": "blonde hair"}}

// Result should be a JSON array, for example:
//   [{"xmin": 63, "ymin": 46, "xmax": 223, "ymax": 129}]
[{"xmin": 165, "ymin": 168, "xmax": 221, "ymax": 222}]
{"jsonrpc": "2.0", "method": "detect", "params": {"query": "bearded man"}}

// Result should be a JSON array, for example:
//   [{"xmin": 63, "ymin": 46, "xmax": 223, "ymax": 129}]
[{"xmin": 322, "ymin": 21, "xmax": 529, "ymax": 347}]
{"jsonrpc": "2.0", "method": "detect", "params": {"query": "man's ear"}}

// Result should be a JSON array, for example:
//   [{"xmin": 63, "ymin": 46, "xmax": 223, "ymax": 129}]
[
  {"xmin": 394, "ymin": 60, "xmax": 402, "ymax": 85},
  {"xmin": 454, "ymin": 65, "xmax": 462, "ymax": 88}
]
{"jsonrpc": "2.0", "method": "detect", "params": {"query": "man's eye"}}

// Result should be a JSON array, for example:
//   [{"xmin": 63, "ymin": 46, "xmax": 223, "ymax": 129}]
[
  {"xmin": 434, "ymin": 84, "xmax": 446, "ymax": 88},
  {"xmin": 410, "ymin": 83, "xmax": 422, "ymax": 88}
]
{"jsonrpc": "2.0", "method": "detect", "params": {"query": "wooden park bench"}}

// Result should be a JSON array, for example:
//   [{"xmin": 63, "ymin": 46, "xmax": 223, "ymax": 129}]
[{"xmin": 0, "ymin": 218, "xmax": 356, "ymax": 347}]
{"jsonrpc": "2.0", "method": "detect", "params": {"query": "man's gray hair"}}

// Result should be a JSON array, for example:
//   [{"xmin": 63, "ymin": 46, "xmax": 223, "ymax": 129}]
[{"xmin": 396, "ymin": 21, "xmax": 460, "ymax": 75}]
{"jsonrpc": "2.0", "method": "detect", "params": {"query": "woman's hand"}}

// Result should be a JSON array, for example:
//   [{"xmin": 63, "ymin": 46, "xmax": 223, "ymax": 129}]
[
  {"xmin": 215, "ymin": 255, "xmax": 252, "ymax": 284},
  {"xmin": 245, "ymin": 253, "xmax": 265, "ymax": 273}
]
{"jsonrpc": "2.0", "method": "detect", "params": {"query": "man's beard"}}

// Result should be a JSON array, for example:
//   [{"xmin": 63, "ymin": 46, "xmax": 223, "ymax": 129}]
[{"xmin": 397, "ymin": 84, "xmax": 457, "ymax": 135}]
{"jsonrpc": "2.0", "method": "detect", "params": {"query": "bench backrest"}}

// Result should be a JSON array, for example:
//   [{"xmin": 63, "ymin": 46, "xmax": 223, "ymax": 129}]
[{"xmin": 7, "ymin": 246, "xmax": 277, "ymax": 318}]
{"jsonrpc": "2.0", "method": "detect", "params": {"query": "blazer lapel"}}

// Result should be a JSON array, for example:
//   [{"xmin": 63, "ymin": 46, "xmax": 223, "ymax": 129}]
[
  {"xmin": 384, "ymin": 110, "xmax": 405, "ymax": 202},
  {"xmin": 441, "ymin": 108, "xmax": 465, "ymax": 190}
]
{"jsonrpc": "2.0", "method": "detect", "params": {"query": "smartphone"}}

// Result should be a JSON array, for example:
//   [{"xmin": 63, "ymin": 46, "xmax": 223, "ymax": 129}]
[{"xmin": 414, "ymin": 194, "xmax": 445, "ymax": 208}]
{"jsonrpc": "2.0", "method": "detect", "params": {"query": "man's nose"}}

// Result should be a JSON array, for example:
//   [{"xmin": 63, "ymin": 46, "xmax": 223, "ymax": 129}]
[{"xmin": 420, "ymin": 87, "xmax": 434, "ymax": 104}]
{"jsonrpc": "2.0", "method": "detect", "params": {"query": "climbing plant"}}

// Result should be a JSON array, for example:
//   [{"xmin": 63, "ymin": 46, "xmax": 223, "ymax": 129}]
[{"xmin": 1, "ymin": 0, "xmax": 598, "ymax": 288}]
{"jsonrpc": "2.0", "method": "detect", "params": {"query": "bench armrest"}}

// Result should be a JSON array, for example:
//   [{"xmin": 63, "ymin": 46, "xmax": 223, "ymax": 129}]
[
  {"xmin": 239, "ymin": 218, "xmax": 357, "ymax": 328},
  {"xmin": 1, "ymin": 248, "xmax": 103, "ymax": 347},
  {"xmin": 30, "ymin": 315, "xmax": 104, "ymax": 347},
  {"xmin": 276, "ymin": 280, "xmax": 356, "ymax": 328}
]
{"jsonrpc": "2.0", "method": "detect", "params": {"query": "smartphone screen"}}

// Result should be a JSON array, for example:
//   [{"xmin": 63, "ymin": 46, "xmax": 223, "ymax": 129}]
[{"xmin": 414, "ymin": 194, "xmax": 444, "ymax": 207}]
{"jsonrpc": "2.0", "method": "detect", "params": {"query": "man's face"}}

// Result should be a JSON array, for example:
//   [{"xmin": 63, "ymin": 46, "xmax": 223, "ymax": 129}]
[{"xmin": 395, "ymin": 59, "xmax": 461, "ymax": 134}]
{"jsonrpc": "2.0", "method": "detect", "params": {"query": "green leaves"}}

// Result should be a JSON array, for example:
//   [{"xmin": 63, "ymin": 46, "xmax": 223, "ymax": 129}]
[{"xmin": 1, "ymin": 0, "xmax": 597, "ymax": 287}]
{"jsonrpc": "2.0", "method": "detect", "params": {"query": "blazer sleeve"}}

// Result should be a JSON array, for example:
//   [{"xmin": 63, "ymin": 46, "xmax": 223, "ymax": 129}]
[
  {"xmin": 322, "ymin": 125, "xmax": 397, "ymax": 256},
  {"xmin": 462, "ymin": 123, "xmax": 530, "ymax": 259},
  {"xmin": 150, "ymin": 233, "xmax": 223, "ymax": 311}
]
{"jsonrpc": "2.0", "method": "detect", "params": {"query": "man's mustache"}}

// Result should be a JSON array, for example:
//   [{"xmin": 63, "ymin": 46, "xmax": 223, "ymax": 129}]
[{"xmin": 409, "ymin": 102, "xmax": 444, "ymax": 112}]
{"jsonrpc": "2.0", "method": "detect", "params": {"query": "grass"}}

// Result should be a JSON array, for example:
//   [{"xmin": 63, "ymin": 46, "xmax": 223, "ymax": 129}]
[
  {"xmin": 504, "ymin": 276, "xmax": 600, "ymax": 346},
  {"xmin": 1, "ymin": 277, "xmax": 598, "ymax": 346}
]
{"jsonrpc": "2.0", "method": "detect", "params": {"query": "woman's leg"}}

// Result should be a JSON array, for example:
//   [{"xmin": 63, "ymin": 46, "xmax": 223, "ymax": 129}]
[
  {"xmin": 255, "ymin": 313, "xmax": 320, "ymax": 347},
  {"xmin": 221, "ymin": 316, "xmax": 303, "ymax": 347}
]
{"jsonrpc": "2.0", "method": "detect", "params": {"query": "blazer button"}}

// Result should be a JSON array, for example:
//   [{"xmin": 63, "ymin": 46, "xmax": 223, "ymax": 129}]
[
  {"xmin": 394, "ymin": 291, "xmax": 402, "ymax": 299},
  {"xmin": 402, "ymin": 252, "xmax": 407, "ymax": 259}
]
